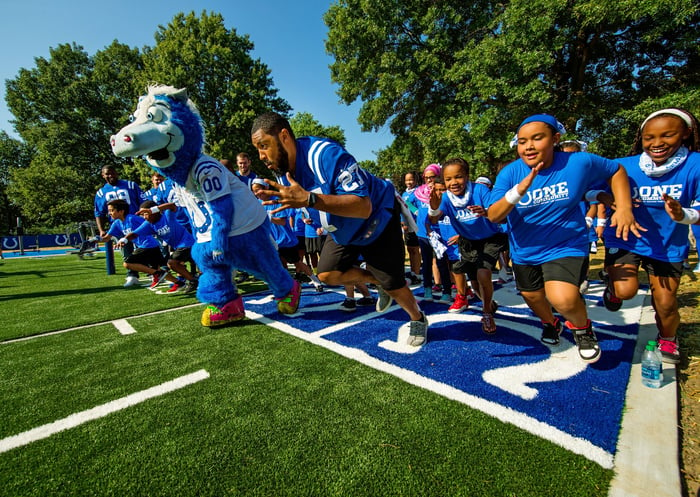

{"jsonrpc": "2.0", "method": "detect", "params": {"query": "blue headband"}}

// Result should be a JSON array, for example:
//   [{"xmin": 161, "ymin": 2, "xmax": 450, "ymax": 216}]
[{"xmin": 518, "ymin": 114, "xmax": 560, "ymax": 132}]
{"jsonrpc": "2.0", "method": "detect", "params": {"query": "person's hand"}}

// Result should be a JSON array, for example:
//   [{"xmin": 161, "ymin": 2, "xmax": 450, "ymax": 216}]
[
  {"xmin": 518, "ymin": 161, "xmax": 545, "ymax": 194},
  {"xmin": 662, "ymin": 193, "xmax": 684, "ymax": 221},
  {"xmin": 447, "ymin": 235, "xmax": 460, "ymax": 246},
  {"xmin": 468, "ymin": 205, "xmax": 486, "ymax": 217},
  {"xmin": 257, "ymin": 173, "xmax": 310, "ymax": 213},
  {"xmin": 609, "ymin": 207, "xmax": 646, "ymax": 241}
]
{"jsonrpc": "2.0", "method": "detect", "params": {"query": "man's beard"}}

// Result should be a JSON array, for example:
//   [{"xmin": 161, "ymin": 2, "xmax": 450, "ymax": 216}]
[{"xmin": 275, "ymin": 136, "xmax": 290, "ymax": 175}]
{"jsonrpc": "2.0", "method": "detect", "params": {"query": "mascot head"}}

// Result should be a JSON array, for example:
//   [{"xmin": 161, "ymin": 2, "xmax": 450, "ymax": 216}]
[{"xmin": 110, "ymin": 85, "xmax": 204, "ymax": 185}]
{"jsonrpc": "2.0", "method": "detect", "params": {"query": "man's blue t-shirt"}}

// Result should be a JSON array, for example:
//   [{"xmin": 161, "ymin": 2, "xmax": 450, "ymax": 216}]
[
  {"xmin": 489, "ymin": 152, "xmax": 619, "ymax": 265},
  {"xmin": 131, "ymin": 210, "xmax": 195, "ymax": 250},
  {"xmin": 284, "ymin": 137, "xmax": 396, "ymax": 246},
  {"xmin": 439, "ymin": 183, "xmax": 500, "ymax": 241},
  {"xmin": 94, "ymin": 180, "xmax": 143, "ymax": 218},
  {"xmin": 603, "ymin": 151, "xmax": 700, "ymax": 262},
  {"xmin": 107, "ymin": 214, "xmax": 160, "ymax": 249}
]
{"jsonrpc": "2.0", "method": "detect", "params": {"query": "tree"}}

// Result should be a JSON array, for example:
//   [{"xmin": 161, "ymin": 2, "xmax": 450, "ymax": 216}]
[
  {"xmin": 4, "ymin": 42, "xmax": 146, "ymax": 229},
  {"xmin": 326, "ymin": 0, "xmax": 700, "ymax": 178},
  {"xmin": 140, "ymin": 11, "xmax": 291, "ymax": 164},
  {"xmin": 0, "ymin": 132, "xmax": 32, "ymax": 234},
  {"xmin": 289, "ymin": 112, "xmax": 346, "ymax": 146}
]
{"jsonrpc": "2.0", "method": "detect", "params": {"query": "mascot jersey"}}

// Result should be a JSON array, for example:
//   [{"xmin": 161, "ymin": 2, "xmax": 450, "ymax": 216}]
[
  {"xmin": 155, "ymin": 178, "xmax": 195, "ymax": 232},
  {"xmin": 489, "ymin": 152, "xmax": 619, "ymax": 265},
  {"xmin": 131, "ymin": 210, "xmax": 195, "ymax": 250},
  {"xmin": 107, "ymin": 214, "xmax": 161, "ymax": 249},
  {"xmin": 603, "ymin": 151, "xmax": 700, "ymax": 262},
  {"xmin": 171, "ymin": 155, "xmax": 267, "ymax": 244},
  {"xmin": 283, "ymin": 137, "xmax": 396, "ymax": 246},
  {"xmin": 94, "ymin": 180, "xmax": 143, "ymax": 218},
  {"xmin": 438, "ymin": 182, "xmax": 500, "ymax": 241}
]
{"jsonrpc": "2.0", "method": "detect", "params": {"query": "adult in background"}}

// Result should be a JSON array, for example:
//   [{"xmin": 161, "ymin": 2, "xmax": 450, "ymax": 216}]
[
  {"xmin": 94, "ymin": 164, "xmax": 144, "ymax": 287},
  {"xmin": 251, "ymin": 112, "xmax": 428, "ymax": 346},
  {"xmin": 235, "ymin": 152, "xmax": 258, "ymax": 188}
]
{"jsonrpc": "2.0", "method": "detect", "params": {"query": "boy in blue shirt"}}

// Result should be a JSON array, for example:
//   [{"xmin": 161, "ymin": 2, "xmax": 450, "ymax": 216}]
[
  {"xmin": 133, "ymin": 200, "xmax": 199, "ymax": 294},
  {"xmin": 96, "ymin": 199, "xmax": 172, "ymax": 290}
]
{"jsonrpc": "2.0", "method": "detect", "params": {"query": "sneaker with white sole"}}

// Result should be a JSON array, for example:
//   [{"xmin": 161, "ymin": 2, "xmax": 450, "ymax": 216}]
[
  {"xmin": 407, "ymin": 312, "xmax": 429, "ymax": 346},
  {"xmin": 149, "ymin": 270, "xmax": 168, "ymax": 290},
  {"xmin": 448, "ymin": 293, "xmax": 468, "ymax": 313},
  {"xmin": 124, "ymin": 275, "xmax": 140, "ymax": 288},
  {"xmin": 657, "ymin": 335, "xmax": 680, "ymax": 364},
  {"xmin": 376, "ymin": 286, "xmax": 392, "ymax": 312},
  {"xmin": 339, "ymin": 298, "xmax": 357, "ymax": 312},
  {"xmin": 566, "ymin": 320, "xmax": 601, "ymax": 363},
  {"xmin": 540, "ymin": 318, "xmax": 562, "ymax": 345}
]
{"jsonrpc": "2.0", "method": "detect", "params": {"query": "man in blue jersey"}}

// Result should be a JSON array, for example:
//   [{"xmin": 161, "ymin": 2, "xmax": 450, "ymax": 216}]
[
  {"xmin": 234, "ymin": 152, "xmax": 258, "ymax": 188},
  {"xmin": 94, "ymin": 165, "xmax": 144, "ymax": 287},
  {"xmin": 251, "ymin": 112, "xmax": 428, "ymax": 346}
]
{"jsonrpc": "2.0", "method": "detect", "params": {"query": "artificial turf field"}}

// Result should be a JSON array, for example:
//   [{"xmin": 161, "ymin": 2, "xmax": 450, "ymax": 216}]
[{"xmin": 0, "ymin": 252, "xmax": 648, "ymax": 496}]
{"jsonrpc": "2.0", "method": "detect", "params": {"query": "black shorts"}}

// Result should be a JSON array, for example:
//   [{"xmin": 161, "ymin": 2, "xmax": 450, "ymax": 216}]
[
  {"xmin": 317, "ymin": 203, "xmax": 406, "ymax": 290},
  {"xmin": 125, "ymin": 247, "xmax": 165, "ymax": 269},
  {"xmin": 604, "ymin": 247, "xmax": 683, "ymax": 278},
  {"xmin": 513, "ymin": 256, "xmax": 588, "ymax": 292},
  {"xmin": 305, "ymin": 235, "xmax": 325, "ymax": 255},
  {"xmin": 278, "ymin": 245, "xmax": 301, "ymax": 264},
  {"xmin": 169, "ymin": 247, "xmax": 193, "ymax": 263},
  {"xmin": 452, "ymin": 232, "xmax": 507, "ymax": 280},
  {"xmin": 296, "ymin": 235, "xmax": 306, "ymax": 252},
  {"xmin": 404, "ymin": 231, "xmax": 419, "ymax": 247}
]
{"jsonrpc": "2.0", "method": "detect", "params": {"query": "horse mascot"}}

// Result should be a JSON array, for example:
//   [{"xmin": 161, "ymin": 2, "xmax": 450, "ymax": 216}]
[{"xmin": 110, "ymin": 85, "xmax": 301, "ymax": 327}]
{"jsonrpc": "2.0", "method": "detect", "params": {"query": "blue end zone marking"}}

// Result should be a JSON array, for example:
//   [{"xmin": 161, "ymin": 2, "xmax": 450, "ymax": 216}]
[{"xmin": 242, "ymin": 280, "xmax": 645, "ymax": 459}]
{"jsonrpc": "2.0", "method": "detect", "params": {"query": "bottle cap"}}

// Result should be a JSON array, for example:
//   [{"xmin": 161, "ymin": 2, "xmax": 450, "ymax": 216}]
[
  {"xmin": 647, "ymin": 340, "xmax": 657, "ymax": 347},
  {"xmin": 645, "ymin": 344, "xmax": 654, "ymax": 351}
]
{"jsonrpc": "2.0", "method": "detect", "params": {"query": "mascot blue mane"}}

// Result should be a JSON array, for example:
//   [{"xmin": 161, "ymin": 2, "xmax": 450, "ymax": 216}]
[{"xmin": 111, "ymin": 85, "xmax": 207, "ymax": 187}]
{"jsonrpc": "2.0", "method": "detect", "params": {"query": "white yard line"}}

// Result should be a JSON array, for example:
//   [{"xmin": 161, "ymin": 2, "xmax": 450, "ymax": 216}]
[
  {"xmin": 0, "ymin": 369, "xmax": 210, "ymax": 454},
  {"xmin": 112, "ymin": 319, "xmax": 137, "ymax": 335}
]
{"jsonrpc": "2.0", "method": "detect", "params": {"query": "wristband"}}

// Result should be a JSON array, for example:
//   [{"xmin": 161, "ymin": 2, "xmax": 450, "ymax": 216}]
[
  {"xmin": 678, "ymin": 208, "xmax": 700, "ymax": 225},
  {"xmin": 428, "ymin": 207, "xmax": 441, "ymax": 217},
  {"xmin": 307, "ymin": 192, "xmax": 318, "ymax": 208},
  {"xmin": 585, "ymin": 190, "xmax": 605, "ymax": 203},
  {"xmin": 150, "ymin": 206, "xmax": 160, "ymax": 214},
  {"xmin": 504, "ymin": 186, "xmax": 523, "ymax": 205},
  {"xmin": 596, "ymin": 218, "xmax": 608, "ymax": 227},
  {"xmin": 585, "ymin": 216, "xmax": 593, "ymax": 229},
  {"xmin": 118, "ymin": 237, "xmax": 128, "ymax": 245}
]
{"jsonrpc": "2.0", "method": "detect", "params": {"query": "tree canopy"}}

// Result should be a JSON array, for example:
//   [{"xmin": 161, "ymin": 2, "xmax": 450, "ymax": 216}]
[
  {"xmin": 325, "ymin": 0, "xmax": 700, "ymax": 179},
  {"xmin": 3, "ymin": 11, "xmax": 292, "ymax": 232}
]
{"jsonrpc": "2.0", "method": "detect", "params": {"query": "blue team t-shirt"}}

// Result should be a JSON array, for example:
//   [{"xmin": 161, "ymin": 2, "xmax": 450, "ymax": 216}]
[
  {"xmin": 489, "ymin": 152, "xmax": 619, "ymax": 265},
  {"xmin": 439, "ymin": 182, "xmax": 500, "ymax": 241},
  {"xmin": 283, "ymin": 137, "xmax": 396, "ymax": 246},
  {"xmin": 603, "ymin": 151, "xmax": 700, "ymax": 262},
  {"xmin": 107, "ymin": 214, "xmax": 161, "ymax": 249},
  {"xmin": 263, "ymin": 199, "xmax": 298, "ymax": 249},
  {"xmin": 94, "ymin": 180, "xmax": 143, "ymax": 218},
  {"xmin": 131, "ymin": 210, "xmax": 195, "ymax": 249}
]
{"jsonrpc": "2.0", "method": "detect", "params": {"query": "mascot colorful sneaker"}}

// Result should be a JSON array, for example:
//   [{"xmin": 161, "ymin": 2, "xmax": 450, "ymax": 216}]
[{"xmin": 110, "ymin": 85, "xmax": 301, "ymax": 327}]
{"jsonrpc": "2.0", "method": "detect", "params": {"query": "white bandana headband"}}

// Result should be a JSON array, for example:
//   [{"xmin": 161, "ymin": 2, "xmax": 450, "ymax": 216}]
[{"xmin": 641, "ymin": 109, "xmax": 693, "ymax": 130}]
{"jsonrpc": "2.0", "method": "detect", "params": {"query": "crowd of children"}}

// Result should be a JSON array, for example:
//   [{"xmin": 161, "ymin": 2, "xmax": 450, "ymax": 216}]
[{"xmin": 97, "ymin": 107, "xmax": 700, "ymax": 364}]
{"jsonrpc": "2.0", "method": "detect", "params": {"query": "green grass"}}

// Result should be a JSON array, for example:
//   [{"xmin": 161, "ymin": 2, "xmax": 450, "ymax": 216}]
[{"xmin": 0, "ymin": 255, "xmax": 612, "ymax": 496}]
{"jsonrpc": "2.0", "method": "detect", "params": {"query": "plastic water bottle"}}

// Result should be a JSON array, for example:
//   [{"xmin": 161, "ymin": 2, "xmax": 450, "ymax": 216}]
[
  {"xmin": 641, "ymin": 344, "xmax": 662, "ymax": 389},
  {"xmin": 647, "ymin": 340, "xmax": 664, "ymax": 383}
]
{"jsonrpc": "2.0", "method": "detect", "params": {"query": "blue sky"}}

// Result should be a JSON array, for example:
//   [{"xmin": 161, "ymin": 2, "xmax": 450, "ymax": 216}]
[{"xmin": 0, "ymin": 0, "xmax": 393, "ymax": 163}]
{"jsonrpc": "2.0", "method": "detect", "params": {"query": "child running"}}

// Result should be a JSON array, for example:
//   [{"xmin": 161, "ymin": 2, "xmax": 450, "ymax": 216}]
[
  {"xmin": 487, "ymin": 113, "xmax": 641, "ymax": 363},
  {"xmin": 429, "ymin": 158, "xmax": 505, "ymax": 334},
  {"xmin": 601, "ymin": 108, "xmax": 700, "ymax": 364}
]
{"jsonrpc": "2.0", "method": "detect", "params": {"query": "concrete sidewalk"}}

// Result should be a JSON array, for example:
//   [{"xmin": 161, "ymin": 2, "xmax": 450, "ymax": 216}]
[{"xmin": 609, "ymin": 292, "xmax": 681, "ymax": 497}]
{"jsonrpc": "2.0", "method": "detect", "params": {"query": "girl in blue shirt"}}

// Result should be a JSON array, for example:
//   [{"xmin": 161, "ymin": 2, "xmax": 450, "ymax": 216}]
[
  {"xmin": 429, "ymin": 158, "xmax": 506, "ymax": 334},
  {"xmin": 602, "ymin": 108, "xmax": 700, "ymax": 364},
  {"xmin": 488, "ymin": 114, "xmax": 640, "ymax": 363}
]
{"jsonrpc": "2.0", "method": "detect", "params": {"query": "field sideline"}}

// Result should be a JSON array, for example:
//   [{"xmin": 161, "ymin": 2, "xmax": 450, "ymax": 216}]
[{"xmin": 0, "ymin": 253, "xmax": 685, "ymax": 496}]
